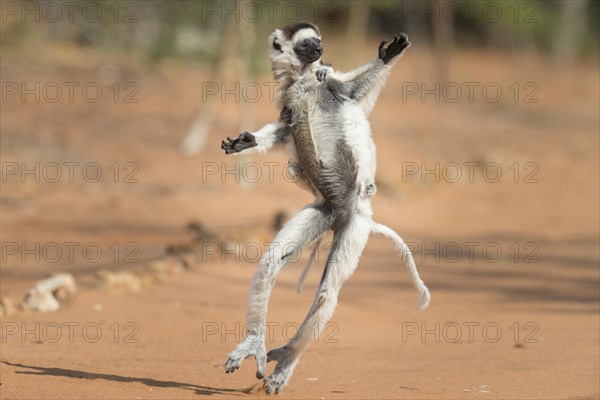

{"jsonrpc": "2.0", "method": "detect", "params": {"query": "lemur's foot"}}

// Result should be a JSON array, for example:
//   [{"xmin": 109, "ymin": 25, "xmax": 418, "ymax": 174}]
[
  {"xmin": 224, "ymin": 337, "xmax": 267, "ymax": 379},
  {"xmin": 221, "ymin": 131, "xmax": 257, "ymax": 154},
  {"xmin": 378, "ymin": 33, "xmax": 410, "ymax": 64},
  {"xmin": 264, "ymin": 346, "xmax": 299, "ymax": 394},
  {"xmin": 363, "ymin": 183, "xmax": 377, "ymax": 198},
  {"xmin": 316, "ymin": 68, "xmax": 329, "ymax": 82}
]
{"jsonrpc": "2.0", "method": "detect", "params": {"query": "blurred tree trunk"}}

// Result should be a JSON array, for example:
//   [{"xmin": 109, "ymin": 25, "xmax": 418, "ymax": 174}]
[
  {"xmin": 431, "ymin": 2, "xmax": 453, "ymax": 84},
  {"xmin": 237, "ymin": 1, "xmax": 257, "ymax": 190},
  {"xmin": 345, "ymin": 1, "xmax": 370, "ymax": 63},
  {"xmin": 237, "ymin": 3, "xmax": 256, "ymax": 139},
  {"xmin": 180, "ymin": 13, "xmax": 239, "ymax": 155},
  {"xmin": 554, "ymin": 0, "xmax": 587, "ymax": 63}
]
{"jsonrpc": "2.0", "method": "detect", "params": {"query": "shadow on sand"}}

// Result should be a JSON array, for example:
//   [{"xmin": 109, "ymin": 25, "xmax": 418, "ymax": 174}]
[{"xmin": 0, "ymin": 360, "xmax": 256, "ymax": 397}]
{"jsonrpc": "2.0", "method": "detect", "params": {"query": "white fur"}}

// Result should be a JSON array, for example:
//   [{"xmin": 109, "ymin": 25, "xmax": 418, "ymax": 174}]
[
  {"xmin": 292, "ymin": 28, "xmax": 321, "ymax": 45},
  {"xmin": 341, "ymin": 102, "xmax": 377, "ymax": 191},
  {"xmin": 239, "ymin": 122, "xmax": 285, "ymax": 155}
]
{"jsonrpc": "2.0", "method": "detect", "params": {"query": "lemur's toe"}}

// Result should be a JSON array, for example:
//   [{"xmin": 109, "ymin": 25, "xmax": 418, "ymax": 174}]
[
  {"xmin": 256, "ymin": 350, "xmax": 267, "ymax": 379},
  {"xmin": 224, "ymin": 355, "xmax": 241, "ymax": 373},
  {"xmin": 262, "ymin": 345, "xmax": 298, "ymax": 393}
]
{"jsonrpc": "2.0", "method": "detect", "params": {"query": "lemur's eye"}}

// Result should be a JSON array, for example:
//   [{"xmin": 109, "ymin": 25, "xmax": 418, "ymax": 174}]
[{"xmin": 273, "ymin": 39, "xmax": 282, "ymax": 52}]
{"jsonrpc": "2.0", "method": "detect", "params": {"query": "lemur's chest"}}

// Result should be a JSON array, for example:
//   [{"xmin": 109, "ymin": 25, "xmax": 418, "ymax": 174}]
[
  {"xmin": 282, "ymin": 79, "xmax": 316, "ymax": 110},
  {"xmin": 283, "ymin": 73, "xmax": 345, "ymax": 109}
]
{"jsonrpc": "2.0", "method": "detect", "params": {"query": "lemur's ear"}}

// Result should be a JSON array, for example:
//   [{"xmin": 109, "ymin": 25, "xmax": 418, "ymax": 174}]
[{"xmin": 270, "ymin": 29, "xmax": 284, "ymax": 52}]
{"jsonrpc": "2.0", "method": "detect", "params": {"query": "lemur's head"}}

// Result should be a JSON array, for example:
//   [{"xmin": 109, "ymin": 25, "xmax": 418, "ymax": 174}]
[{"xmin": 269, "ymin": 22, "xmax": 322, "ymax": 78}]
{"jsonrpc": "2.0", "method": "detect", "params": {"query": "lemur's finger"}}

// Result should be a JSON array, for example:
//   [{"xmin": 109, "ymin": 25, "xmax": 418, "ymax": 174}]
[
  {"xmin": 255, "ymin": 351, "xmax": 267, "ymax": 379},
  {"xmin": 227, "ymin": 137, "xmax": 235, "ymax": 142},
  {"xmin": 224, "ymin": 357, "xmax": 233, "ymax": 373},
  {"xmin": 378, "ymin": 41, "xmax": 387, "ymax": 59}
]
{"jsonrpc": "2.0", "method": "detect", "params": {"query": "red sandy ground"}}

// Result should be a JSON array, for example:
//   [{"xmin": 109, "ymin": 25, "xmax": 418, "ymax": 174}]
[{"xmin": 0, "ymin": 41, "xmax": 599, "ymax": 399}]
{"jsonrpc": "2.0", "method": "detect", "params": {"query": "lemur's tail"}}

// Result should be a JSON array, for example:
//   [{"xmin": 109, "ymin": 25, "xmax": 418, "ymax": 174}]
[
  {"xmin": 296, "ymin": 235, "xmax": 322, "ymax": 293},
  {"xmin": 370, "ymin": 221, "xmax": 430, "ymax": 310},
  {"xmin": 295, "ymin": 221, "xmax": 430, "ymax": 310}
]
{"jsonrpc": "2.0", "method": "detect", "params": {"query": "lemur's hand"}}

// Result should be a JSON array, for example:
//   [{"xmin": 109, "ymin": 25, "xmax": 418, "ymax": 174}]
[
  {"xmin": 316, "ymin": 68, "xmax": 329, "ymax": 82},
  {"xmin": 362, "ymin": 183, "xmax": 377, "ymax": 198},
  {"xmin": 378, "ymin": 33, "xmax": 410, "ymax": 64},
  {"xmin": 279, "ymin": 106, "xmax": 292, "ymax": 124},
  {"xmin": 221, "ymin": 131, "xmax": 257, "ymax": 154}
]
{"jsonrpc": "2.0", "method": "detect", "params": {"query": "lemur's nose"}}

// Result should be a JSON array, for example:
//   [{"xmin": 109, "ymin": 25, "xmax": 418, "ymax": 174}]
[{"xmin": 315, "ymin": 46, "xmax": 323, "ymax": 55}]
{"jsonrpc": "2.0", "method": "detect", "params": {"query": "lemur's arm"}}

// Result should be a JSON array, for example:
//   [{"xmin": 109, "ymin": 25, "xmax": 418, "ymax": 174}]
[
  {"xmin": 319, "ymin": 61, "xmax": 371, "ymax": 82},
  {"xmin": 221, "ymin": 108, "xmax": 292, "ymax": 155},
  {"xmin": 318, "ymin": 34, "xmax": 410, "ymax": 115}
]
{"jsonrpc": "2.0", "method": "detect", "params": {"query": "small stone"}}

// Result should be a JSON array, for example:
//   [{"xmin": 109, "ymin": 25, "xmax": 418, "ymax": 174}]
[
  {"xmin": 24, "ymin": 273, "xmax": 76, "ymax": 312},
  {"xmin": 18, "ymin": 302, "xmax": 31, "ymax": 313},
  {"xmin": 54, "ymin": 286, "xmax": 76, "ymax": 304},
  {"xmin": 77, "ymin": 274, "xmax": 103, "ymax": 290},
  {"xmin": 98, "ymin": 271, "xmax": 142, "ymax": 294},
  {"xmin": 179, "ymin": 253, "xmax": 198, "ymax": 270},
  {"xmin": 164, "ymin": 257, "xmax": 185, "ymax": 276},
  {"xmin": 148, "ymin": 260, "xmax": 169, "ymax": 282},
  {"xmin": 0, "ymin": 297, "xmax": 16, "ymax": 318},
  {"xmin": 24, "ymin": 290, "xmax": 60, "ymax": 312}
]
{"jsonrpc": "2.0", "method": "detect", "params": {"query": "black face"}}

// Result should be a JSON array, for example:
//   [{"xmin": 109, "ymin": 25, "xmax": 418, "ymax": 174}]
[{"xmin": 293, "ymin": 37, "xmax": 323, "ymax": 64}]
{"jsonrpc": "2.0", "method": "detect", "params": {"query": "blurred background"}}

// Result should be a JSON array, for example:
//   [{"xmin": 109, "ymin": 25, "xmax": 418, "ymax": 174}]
[
  {"xmin": 2, "ymin": 0, "xmax": 598, "ymax": 293},
  {"xmin": 0, "ymin": 1, "xmax": 599, "ymax": 398}
]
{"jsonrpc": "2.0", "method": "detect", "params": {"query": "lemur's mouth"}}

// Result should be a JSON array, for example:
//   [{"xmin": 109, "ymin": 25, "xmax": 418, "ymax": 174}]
[{"xmin": 301, "ymin": 54, "xmax": 321, "ymax": 64}]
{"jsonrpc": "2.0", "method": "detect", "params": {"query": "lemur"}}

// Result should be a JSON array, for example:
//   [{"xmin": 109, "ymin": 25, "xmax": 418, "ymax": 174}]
[
  {"xmin": 221, "ymin": 22, "xmax": 430, "ymax": 394},
  {"xmin": 221, "ymin": 24, "xmax": 375, "ymax": 292}
]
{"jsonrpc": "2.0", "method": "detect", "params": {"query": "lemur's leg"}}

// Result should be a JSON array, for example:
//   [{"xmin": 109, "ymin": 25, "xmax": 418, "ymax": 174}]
[
  {"xmin": 263, "ymin": 214, "xmax": 371, "ymax": 394},
  {"xmin": 224, "ymin": 203, "xmax": 332, "ymax": 379},
  {"xmin": 221, "ymin": 121, "xmax": 290, "ymax": 155}
]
